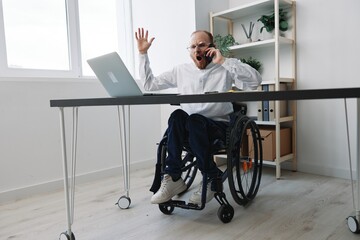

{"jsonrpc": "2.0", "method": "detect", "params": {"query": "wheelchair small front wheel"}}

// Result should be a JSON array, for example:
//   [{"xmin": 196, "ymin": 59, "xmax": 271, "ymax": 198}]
[
  {"xmin": 217, "ymin": 205, "xmax": 234, "ymax": 223},
  {"xmin": 159, "ymin": 204, "xmax": 174, "ymax": 215}
]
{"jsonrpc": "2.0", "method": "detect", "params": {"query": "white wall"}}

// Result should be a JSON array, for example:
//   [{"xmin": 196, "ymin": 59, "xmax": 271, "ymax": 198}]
[
  {"xmin": 194, "ymin": 0, "xmax": 229, "ymax": 30},
  {"xmin": 294, "ymin": 0, "xmax": 359, "ymax": 178},
  {"xmin": 0, "ymin": 78, "xmax": 161, "ymax": 202},
  {"xmin": 229, "ymin": 0, "xmax": 360, "ymax": 178}
]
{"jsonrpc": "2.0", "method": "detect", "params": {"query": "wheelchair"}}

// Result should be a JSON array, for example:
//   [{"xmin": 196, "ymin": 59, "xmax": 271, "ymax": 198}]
[{"xmin": 149, "ymin": 107, "xmax": 263, "ymax": 223}]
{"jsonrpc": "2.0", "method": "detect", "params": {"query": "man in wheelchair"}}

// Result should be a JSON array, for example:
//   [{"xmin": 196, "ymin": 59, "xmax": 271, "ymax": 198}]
[{"xmin": 135, "ymin": 28, "xmax": 262, "ymax": 205}]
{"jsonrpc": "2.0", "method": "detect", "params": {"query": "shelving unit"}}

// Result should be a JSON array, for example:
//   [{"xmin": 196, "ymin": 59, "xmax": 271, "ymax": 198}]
[{"xmin": 210, "ymin": 0, "xmax": 297, "ymax": 179}]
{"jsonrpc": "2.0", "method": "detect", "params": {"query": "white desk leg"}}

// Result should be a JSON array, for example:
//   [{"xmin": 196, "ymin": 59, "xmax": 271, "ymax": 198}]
[
  {"xmin": 70, "ymin": 108, "xmax": 79, "ymax": 224},
  {"xmin": 116, "ymin": 105, "xmax": 131, "ymax": 209},
  {"xmin": 357, "ymin": 98, "xmax": 360, "ymax": 221},
  {"xmin": 347, "ymin": 98, "xmax": 360, "ymax": 233},
  {"xmin": 59, "ymin": 107, "xmax": 78, "ymax": 240}
]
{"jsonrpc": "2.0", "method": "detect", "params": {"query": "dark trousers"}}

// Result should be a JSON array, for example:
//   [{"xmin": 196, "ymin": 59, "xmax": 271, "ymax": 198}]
[{"xmin": 164, "ymin": 109, "xmax": 229, "ymax": 181}]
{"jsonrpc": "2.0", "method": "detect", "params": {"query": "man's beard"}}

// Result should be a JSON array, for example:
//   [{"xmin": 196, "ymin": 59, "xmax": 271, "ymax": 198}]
[{"xmin": 193, "ymin": 55, "xmax": 208, "ymax": 69}]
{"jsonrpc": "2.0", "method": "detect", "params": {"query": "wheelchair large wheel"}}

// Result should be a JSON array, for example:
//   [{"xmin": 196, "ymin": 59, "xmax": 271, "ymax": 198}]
[
  {"xmin": 227, "ymin": 116, "xmax": 263, "ymax": 205},
  {"xmin": 159, "ymin": 137, "xmax": 198, "ymax": 191}
]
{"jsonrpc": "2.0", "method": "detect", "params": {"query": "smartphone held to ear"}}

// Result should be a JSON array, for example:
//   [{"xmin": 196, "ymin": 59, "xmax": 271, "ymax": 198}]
[
  {"xmin": 205, "ymin": 55, "xmax": 213, "ymax": 63},
  {"xmin": 205, "ymin": 43, "xmax": 215, "ymax": 63}
]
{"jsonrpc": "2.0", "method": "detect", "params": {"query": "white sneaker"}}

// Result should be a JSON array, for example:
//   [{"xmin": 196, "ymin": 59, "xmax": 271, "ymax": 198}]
[
  {"xmin": 151, "ymin": 174, "xmax": 187, "ymax": 204},
  {"xmin": 189, "ymin": 180, "xmax": 215, "ymax": 205}
]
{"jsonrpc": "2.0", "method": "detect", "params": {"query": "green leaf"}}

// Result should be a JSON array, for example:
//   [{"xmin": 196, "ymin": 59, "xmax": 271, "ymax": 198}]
[
  {"xmin": 214, "ymin": 34, "xmax": 238, "ymax": 57},
  {"xmin": 257, "ymin": 8, "xmax": 288, "ymax": 33},
  {"xmin": 241, "ymin": 56, "xmax": 262, "ymax": 71},
  {"xmin": 279, "ymin": 21, "xmax": 288, "ymax": 31}
]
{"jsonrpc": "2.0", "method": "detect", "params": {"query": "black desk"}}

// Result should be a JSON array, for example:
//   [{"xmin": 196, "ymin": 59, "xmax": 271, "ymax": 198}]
[
  {"xmin": 50, "ymin": 87, "xmax": 360, "ymax": 238},
  {"xmin": 51, "ymin": 88, "xmax": 360, "ymax": 107}
]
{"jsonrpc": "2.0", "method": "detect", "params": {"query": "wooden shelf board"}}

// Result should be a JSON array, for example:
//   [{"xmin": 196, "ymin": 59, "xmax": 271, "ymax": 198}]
[
  {"xmin": 263, "ymin": 153, "xmax": 294, "ymax": 164},
  {"xmin": 229, "ymin": 37, "xmax": 293, "ymax": 51},
  {"xmin": 212, "ymin": 0, "xmax": 293, "ymax": 20},
  {"xmin": 279, "ymin": 116, "xmax": 294, "ymax": 123}
]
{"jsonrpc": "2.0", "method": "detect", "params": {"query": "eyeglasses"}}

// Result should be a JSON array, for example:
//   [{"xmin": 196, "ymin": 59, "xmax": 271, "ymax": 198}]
[{"xmin": 187, "ymin": 42, "xmax": 211, "ymax": 52}]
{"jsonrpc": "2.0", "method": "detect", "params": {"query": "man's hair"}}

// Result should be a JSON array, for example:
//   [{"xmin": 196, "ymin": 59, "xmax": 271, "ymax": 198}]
[{"xmin": 191, "ymin": 30, "xmax": 214, "ymax": 44}]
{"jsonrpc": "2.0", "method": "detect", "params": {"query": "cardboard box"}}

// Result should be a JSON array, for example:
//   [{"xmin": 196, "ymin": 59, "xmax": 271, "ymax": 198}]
[{"xmin": 248, "ymin": 127, "xmax": 291, "ymax": 161}]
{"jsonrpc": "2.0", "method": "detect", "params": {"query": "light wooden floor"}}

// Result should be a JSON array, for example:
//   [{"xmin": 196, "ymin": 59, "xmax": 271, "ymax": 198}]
[{"xmin": 1, "ymin": 166, "xmax": 359, "ymax": 240}]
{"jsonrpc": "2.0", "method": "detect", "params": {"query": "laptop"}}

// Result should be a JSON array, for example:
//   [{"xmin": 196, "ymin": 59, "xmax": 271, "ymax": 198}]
[{"xmin": 88, "ymin": 52, "xmax": 171, "ymax": 97}]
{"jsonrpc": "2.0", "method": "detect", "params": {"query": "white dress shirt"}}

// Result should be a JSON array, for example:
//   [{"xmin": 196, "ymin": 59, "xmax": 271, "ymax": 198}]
[{"xmin": 139, "ymin": 54, "xmax": 262, "ymax": 121}]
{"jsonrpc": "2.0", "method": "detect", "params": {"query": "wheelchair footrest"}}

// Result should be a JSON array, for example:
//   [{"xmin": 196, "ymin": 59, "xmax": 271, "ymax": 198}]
[{"xmin": 160, "ymin": 200, "xmax": 203, "ymax": 210}]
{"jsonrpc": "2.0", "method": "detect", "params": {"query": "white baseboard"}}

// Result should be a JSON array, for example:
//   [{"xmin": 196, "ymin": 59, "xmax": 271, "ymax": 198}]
[
  {"xmin": 216, "ymin": 155, "xmax": 354, "ymax": 180},
  {"xmin": 0, "ymin": 159, "xmax": 155, "ymax": 204},
  {"xmin": 282, "ymin": 161, "xmax": 354, "ymax": 180}
]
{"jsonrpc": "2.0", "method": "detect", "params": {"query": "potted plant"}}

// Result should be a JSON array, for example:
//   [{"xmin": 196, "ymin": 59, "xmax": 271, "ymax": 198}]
[
  {"xmin": 240, "ymin": 57, "xmax": 262, "ymax": 72},
  {"xmin": 214, "ymin": 34, "xmax": 238, "ymax": 57},
  {"xmin": 257, "ymin": 8, "xmax": 288, "ymax": 33}
]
